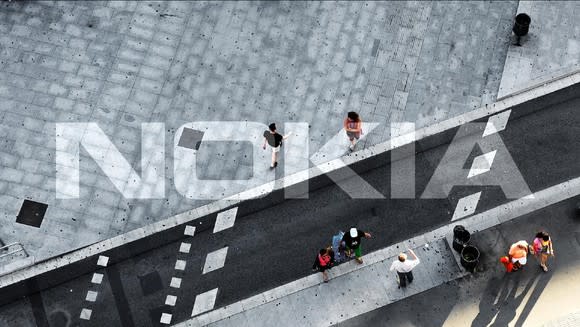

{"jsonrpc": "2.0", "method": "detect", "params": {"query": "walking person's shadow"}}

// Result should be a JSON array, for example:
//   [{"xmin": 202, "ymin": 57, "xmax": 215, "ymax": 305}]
[{"xmin": 471, "ymin": 270, "xmax": 552, "ymax": 327}]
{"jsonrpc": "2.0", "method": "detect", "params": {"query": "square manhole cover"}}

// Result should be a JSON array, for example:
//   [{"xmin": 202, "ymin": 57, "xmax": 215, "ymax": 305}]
[
  {"xmin": 178, "ymin": 128, "xmax": 204, "ymax": 150},
  {"xmin": 16, "ymin": 200, "xmax": 48, "ymax": 228},
  {"xmin": 139, "ymin": 271, "xmax": 164, "ymax": 296}
]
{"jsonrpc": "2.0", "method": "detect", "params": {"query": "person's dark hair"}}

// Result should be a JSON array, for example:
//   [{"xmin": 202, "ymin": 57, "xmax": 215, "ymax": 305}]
[
  {"xmin": 542, "ymin": 233, "xmax": 550, "ymax": 241},
  {"xmin": 319, "ymin": 249, "xmax": 327, "ymax": 255},
  {"xmin": 269, "ymin": 123, "xmax": 276, "ymax": 132},
  {"xmin": 347, "ymin": 111, "xmax": 360, "ymax": 121},
  {"xmin": 536, "ymin": 231, "xmax": 549, "ymax": 240}
]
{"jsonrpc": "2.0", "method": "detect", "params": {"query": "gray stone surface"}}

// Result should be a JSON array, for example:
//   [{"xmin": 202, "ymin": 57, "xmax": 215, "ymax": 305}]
[
  {"xmin": 498, "ymin": 1, "xmax": 580, "ymax": 98},
  {"xmin": 0, "ymin": 0, "xmax": 530, "ymax": 264}
]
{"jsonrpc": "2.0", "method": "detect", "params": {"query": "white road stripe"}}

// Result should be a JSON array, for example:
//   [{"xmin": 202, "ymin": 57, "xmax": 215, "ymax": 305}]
[
  {"xmin": 85, "ymin": 290, "xmax": 98, "ymax": 302},
  {"xmin": 191, "ymin": 288, "xmax": 219, "ymax": 317},
  {"xmin": 482, "ymin": 110, "xmax": 511, "ymax": 137},
  {"xmin": 79, "ymin": 308, "xmax": 92, "ymax": 320},
  {"xmin": 175, "ymin": 260, "xmax": 187, "ymax": 271},
  {"xmin": 202, "ymin": 247, "xmax": 229, "ymax": 275},
  {"xmin": 96, "ymin": 255, "xmax": 109, "ymax": 267},
  {"xmin": 170, "ymin": 277, "xmax": 182, "ymax": 289},
  {"xmin": 160, "ymin": 313, "xmax": 172, "ymax": 325},
  {"xmin": 184, "ymin": 225, "xmax": 196, "ymax": 236},
  {"xmin": 213, "ymin": 207, "xmax": 238, "ymax": 233},
  {"xmin": 165, "ymin": 295, "xmax": 177, "ymax": 306},
  {"xmin": 452, "ymin": 192, "xmax": 482, "ymax": 221},
  {"xmin": 179, "ymin": 242, "xmax": 191, "ymax": 254},
  {"xmin": 91, "ymin": 273, "xmax": 103, "ymax": 284},
  {"xmin": 467, "ymin": 150, "xmax": 497, "ymax": 178}
]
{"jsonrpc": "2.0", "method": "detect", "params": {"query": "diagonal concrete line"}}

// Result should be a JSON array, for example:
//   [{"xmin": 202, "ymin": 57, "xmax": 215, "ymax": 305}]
[
  {"xmin": 178, "ymin": 175, "xmax": 580, "ymax": 326},
  {"xmin": 1, "ymin": 71, "xmax": 579, "ymax": 294}
]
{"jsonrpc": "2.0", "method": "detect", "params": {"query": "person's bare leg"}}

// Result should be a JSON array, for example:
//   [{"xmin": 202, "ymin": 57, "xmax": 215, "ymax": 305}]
[
  {"xmin": 271, "ymin": 151, "xmax": 277, "ymax": 167},
  {"xmin": 541, "ymin": 254, "xmax": 548, "ymax": 271},
  {"xmin": 322, "ymin": 270, "xmax": 329, "ymax": 282}
]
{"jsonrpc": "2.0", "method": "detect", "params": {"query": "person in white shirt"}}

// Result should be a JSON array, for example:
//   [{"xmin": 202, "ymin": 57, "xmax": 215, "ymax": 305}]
[{"xmin": 389, "ymin": 249, "xmax": 420, "ymax": 288}]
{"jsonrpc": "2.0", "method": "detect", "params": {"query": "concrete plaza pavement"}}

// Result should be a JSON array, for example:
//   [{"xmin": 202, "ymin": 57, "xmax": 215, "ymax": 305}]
[{"xmin": 0, "ymin": 0, "xmax": 536, "ymax": 264}]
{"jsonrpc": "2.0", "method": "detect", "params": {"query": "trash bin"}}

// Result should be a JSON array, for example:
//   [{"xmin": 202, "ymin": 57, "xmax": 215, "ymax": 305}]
[
  {"xmin": 452, "ymin": 225, "xmax": 471, "ymax": 253},
  {"xmin": 513, "ymin": 13, "xmax": 531, "ymax": 46},
  {"xmin": 461, "ymin": 245, "xmax": 480, "ymax": 271}
]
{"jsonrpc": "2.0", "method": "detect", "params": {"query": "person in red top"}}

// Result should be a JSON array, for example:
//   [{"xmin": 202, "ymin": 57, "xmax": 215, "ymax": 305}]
[
  {"xmin": 500, "ymin": 256, "xmax": 514, "ymax": 273},
  {"xmin": 312, "ymin": 248, "xmax": 335, "ymax": 282},
  {"xmin": 344, "ymin": 112, "xmax": 362, "ymax": 151}
]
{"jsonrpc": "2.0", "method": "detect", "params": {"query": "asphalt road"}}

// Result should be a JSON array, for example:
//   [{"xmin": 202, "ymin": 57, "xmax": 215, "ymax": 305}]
[{"xmin": 1, "ymin": 96, "xmax": 580, "ymax": 327}]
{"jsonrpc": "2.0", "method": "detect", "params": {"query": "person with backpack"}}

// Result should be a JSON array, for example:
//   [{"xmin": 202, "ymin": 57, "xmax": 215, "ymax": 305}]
[
  {"xmin": 341, "ymin": 227, "xmax": 371, "ymax": 264},
  {"xmin": 312, "ymin": 247, "xmax": 335, "ymax": 282},
  {"xmin": 331, "ymin": 231, "xmax": 347, "ymax": 263},
  {"xmin": 532, "ymin": 231, "xmax": 555, "ymax": 272}
]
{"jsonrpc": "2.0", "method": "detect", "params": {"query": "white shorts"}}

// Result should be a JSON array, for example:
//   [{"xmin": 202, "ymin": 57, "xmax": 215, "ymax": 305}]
[
  {"xmin": 272, "ymin": 146, "xmax": 280, "ymax": 153},
  {"xmin": 512, "ymin": 256, "xmax": 527, "ymax": 265}
]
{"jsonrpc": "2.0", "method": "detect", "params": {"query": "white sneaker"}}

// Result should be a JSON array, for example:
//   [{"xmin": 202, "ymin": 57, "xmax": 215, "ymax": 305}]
[{"xmin": 349, "ymin": 144, "xmax": 355, "ymax": 151}]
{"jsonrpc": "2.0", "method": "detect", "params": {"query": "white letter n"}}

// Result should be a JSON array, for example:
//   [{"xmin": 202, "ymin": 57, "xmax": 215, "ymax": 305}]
[{"xmin": 56, "ymin": 123, "xmax": 165, "ymax": 199}]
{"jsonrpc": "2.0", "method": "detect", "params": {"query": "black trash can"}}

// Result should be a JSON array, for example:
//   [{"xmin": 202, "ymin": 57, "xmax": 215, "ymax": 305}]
[
  {"xmin": 460, "ymin": 245, "xmax": 480, "ymax": 272},
  {"xmin": 513, "ymin": 13, "xmax": 531, "ymax": 46},
  {"xmin": 452, "ymin": 225, "xmax": 471, "ymax": 253}
]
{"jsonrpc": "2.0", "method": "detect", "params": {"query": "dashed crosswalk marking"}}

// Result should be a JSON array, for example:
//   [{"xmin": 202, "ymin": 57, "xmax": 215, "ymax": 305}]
[
  {"xmin": 80, "ymin": 256, "xmax": 109, "ymax": 320},
  {"xmin": 85, "ymin": 291, "xmax": 98, "ymax": 302},
  {"xmin": 184, "ymin": 225, "xmax": 196, "ymax": 236},
  {"xmin": 179, "ymin": 242, "xmax": 192, "ymax": 254},
  {"xmin": 165, "ymin": 295, "xmax": 178, "ymax": 306},
  {"xmin": 80, "ymin": 308, "xmax": 92, "ymax": 320},
  {"xmin": 96, "ymin": 255, "xmax": 109, "ymax": 267},
  {"xmin": 160, "ymin": 313, "xmax": 172, "ymax": 325},
  {"xmin": 170, "ymin": 277, "xmax": 182, "ymax": 289},
  {"xmin": 160, "ymin": 225, "xmax": 196, "ymax": 325},
  {"xmin": 174, "ymin": 259, "xmax": 187, "ymax": 271},
  {"xmin": 91, "ymin": 273, "xmax": 103, "ymax": 284}
]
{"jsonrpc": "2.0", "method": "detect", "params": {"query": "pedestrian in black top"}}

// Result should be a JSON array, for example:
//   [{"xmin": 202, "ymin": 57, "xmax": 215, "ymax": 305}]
[
  {"xmin": 262, "ymin": 123, "xmax": 289, "ymax": 168},
  {"xmin": 342, "ymin": 227, "xmax": 372, "ymax": 264}
]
